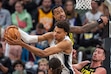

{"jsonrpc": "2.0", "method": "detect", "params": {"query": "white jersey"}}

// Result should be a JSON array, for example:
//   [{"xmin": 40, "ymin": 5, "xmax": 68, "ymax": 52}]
[
  {"xmin": 49, "ymin": 36, "xmax": 75, "ymax": 74},
  {"xmin": 85, "ymin": 11, "xmax": 103, "ymax": 22}
]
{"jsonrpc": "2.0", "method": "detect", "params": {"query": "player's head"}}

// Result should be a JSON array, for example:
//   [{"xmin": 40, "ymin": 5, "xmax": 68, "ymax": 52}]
[
  {"xmin": 92, "ymin": 45, "xmax": 106, "ymax": 63},
  {"xmin": 54, "ymin": 21, "xmax": 70, "ymax": 40},
  {"xmin": 52, "ymin": 5, "xmax": 66, "ymax": 21},
  {"xmin": 48, "ymin": 57, "xmax": 62, "ymax": 74}
]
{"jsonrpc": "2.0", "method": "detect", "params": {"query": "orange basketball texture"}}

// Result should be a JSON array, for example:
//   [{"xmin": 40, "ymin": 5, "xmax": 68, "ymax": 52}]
[{"xmin": 6, "ymin": 27, "xmax": 20, "ymax": 40}]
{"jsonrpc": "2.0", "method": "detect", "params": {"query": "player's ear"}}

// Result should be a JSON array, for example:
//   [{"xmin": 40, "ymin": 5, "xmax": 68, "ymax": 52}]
[{"xmin": 102, "ymin": 55, "xmax": 105, "ymax": 61}]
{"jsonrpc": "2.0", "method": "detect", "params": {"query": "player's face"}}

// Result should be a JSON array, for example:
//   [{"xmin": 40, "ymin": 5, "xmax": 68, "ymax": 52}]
[
  {"xmin": 53, "ymin": 7, "xmax": 66, "ymax": 21},
  {"xmin": 54, "ymin": 26, "xmax": 67, "ymax": 41},
  {"xmin": 92, "ymin": 48, "xmax": 105, "ymax": 62}
]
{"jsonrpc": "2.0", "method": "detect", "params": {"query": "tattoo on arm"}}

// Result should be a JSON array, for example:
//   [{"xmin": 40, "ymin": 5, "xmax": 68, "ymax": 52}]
[{"xmin": 82, "ymin": 21, "xmax": 99, "ymax": 32}]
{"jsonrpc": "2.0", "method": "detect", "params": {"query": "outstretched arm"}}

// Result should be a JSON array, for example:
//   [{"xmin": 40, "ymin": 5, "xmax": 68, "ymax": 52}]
[
  {"xmin": 70, "ymin": 16, "xmax": 108, "ymax": 34},
  {"xmin": 5, "ymin": 26, "xmax": 53, "ymax": 43},
  {"xmin": 5, "ymin": 34, "xmax": 72, "ymax": 57}
]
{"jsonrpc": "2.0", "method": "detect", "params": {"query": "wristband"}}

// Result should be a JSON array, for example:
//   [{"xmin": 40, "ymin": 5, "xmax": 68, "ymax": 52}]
[{"xmin": 97, "ymin": 18, "xmax": 103, "ymax": 24}]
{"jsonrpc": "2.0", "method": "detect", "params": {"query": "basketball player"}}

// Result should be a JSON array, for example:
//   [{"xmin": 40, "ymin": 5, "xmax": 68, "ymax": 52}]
[
  {"xmin": 73, "ymin": 46, "xmax": 106, "ymax": 74},
  {"xmin": 16, "ymin": 5, "xmax": 108, "ymax": 44},
  {"xmin": 5, "ymin": 21, "xmax": 75, "ymax": 74}
]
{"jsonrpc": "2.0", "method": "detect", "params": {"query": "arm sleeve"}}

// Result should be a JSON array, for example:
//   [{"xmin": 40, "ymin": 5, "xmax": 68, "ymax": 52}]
[{"xmin": 18, "ymin": 28, "xmax": 38, "ymax": 43}]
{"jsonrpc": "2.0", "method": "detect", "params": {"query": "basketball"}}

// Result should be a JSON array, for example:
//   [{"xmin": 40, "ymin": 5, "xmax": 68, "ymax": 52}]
[{"xmin": 6, "ymin": 27, "xmax": 20, "ymax": 40}]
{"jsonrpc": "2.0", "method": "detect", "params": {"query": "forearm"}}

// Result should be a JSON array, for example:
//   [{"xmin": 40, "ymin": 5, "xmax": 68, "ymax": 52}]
[
  {"xmin": 81, "ymin": 21, "xmax": 99, "ymax": 33},
  {"xmin": 20, "ymin": 41, "xmax": 46, "ymax": 57},
  {"xmin": 74, "ymin": 68, "xmax": 82, "ymax": 74},
  {"xmin": 18, "ymin": 28, "xmax": 38, "ymax": 43},
  {"xmin": 0, "ymin": 65, "xmax": 8, "ymax": 73},
  {"xmin": 70, "ymin": 21, "xmax": 99, "ymax": 34}
]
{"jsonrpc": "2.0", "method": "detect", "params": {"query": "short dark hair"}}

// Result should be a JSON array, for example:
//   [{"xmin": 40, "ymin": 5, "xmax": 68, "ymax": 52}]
[
  {"xmin": 49, "ymin": 57, "xmax": 61, "ymax": 70},
  {"xmin": 52, "ymin": 5, "xmax": 64, "ymax": 15},
  {"xmin": 55, "ymin": 21, "xmax": 70, "ymax": 33},
  {"xmin": 92, "ymin": 0, "xmax": 102, "ymax": 6},
  {"xmin": 96, "ymin": 45, "xmax": 106, "ymax": 56},
  {"xmin": 13, "ymin": 60, "xmax": 25, "ymax": 69},
  {"xmin": 36, "ymin": 23, "xmax": 45, "ymax": 29}
]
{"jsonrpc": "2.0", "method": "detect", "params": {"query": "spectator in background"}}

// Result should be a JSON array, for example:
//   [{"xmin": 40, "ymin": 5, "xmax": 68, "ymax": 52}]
[
  {"xmin": 9, "ymin": 45, "xmax": 22, "ymax": 64},
  {"xmin": 12, "ymin": 60, "xmax": 27, "ymax": 74},
  {"xmin": 36, "ymin": 69, "xmax": 45, "ymax": 74},
  {"xmin": 22, "ymin": 0, "xmax": 38, "ymax": 30},
  {"xmin": 83, "ymin": 0, "xmax": 103, "ymax": 25},
  {"xmin": 0, "ymin": 42, "xmax": 12, "ymax": 74},
  {"xmin": 2, "ymin": 0, "xmax": 17, "ymax": 14},
  {"xmin": 37, "ymin": 58, "xmax": 49, "ymax": 74},
  {"xmin": 35, "ymin": 0, "xmax": 54, "ymax": 32},
  {"xmin": 0, "ymin": 0, "xmax": 11, "ymax": 28},
  {"xmin": 52, "ymin": 0, "xmax": 64, "ymax": 7},
  {"xmin": 11, "ymin": 1, "xmax": 32, "ymax": 32}
]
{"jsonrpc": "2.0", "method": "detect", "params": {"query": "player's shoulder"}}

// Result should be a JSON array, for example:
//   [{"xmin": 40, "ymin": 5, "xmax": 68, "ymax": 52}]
[
  {"xmin": 46, "ymin": 32, "xmax": 54, "ymax": 36},
  {"xmin": 95, "ymin": 67, "xmax": 107, "ymax": 73}
]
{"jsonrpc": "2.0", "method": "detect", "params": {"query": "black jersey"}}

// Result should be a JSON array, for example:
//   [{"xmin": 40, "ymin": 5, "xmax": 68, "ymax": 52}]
[{"xmin": 80, "ymin": 63, "xmax": 104, "ymax": 74}]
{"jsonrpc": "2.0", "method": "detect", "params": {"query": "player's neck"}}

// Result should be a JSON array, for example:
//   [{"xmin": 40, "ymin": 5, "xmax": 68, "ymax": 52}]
[{"xmin": 90, "ymin": 61, "xmax": 102, "ymax": 68}]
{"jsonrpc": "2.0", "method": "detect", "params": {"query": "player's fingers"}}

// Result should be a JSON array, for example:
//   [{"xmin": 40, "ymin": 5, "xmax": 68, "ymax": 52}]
[
  {"xmin": 15, "ymin": 32, "xmax": 21, "ymax": 40},
  {"xmin": 5, "ymin": 37, "xmax": 13, "ymax": 45}
]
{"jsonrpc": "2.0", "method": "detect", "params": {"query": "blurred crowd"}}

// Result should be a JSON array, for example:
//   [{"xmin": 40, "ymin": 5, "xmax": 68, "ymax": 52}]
[{"xmin": 0, "ymin": 0, "xmax": 110, "ymax": 74}]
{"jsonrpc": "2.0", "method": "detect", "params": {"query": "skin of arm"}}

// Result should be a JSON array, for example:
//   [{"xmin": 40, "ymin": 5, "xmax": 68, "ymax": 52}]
[
  {"xmin": 0, "ymin": 65, "xmax": 8, "ymax": 73},
  {"xmin": 93, "ymin": 67, "xmax": 107, "ymax": 74},
  {"xmin": 73, "ymin": 68, "xmax": 82, "ymax": 74},
  {"xmin": 20, "ymin": 40, "xmax": 72, "ymax": 57},
  {"xmin": 72, "ymin": 61, "xmax": 90, "ymax": 70},
  {"xmin": 70, "ymin": 16, "xmax": 108, "ymax": 34}
]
